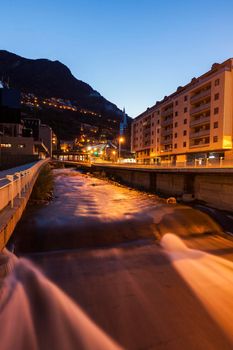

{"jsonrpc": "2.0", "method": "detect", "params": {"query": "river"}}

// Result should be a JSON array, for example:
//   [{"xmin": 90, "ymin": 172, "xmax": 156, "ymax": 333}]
[{"xmin": 1, "ymin": 167, "xmax": 233, "ymax": 349}]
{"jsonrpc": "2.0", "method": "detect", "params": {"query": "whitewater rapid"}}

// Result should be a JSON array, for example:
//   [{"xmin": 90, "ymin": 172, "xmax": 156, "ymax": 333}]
[
  {"xmin": 0, "ymin": 251, "xmax": 121, "ymax": 350},
  {"xmin": 161, "ymin": 233, "xmax": 233, "ymax": 343}
]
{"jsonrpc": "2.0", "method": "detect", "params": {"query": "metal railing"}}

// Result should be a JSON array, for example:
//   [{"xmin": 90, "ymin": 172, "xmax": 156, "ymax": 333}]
[
  {"xmin": 88, "ymin": 157, "xmax": 233, "ymax": 170},
  {"xmin": 0, "ymin": 159, "xmax": 49, "ymax": 213},
  {"xmin": 190, "ymin": 102, "xmax": 210, "ymax": 115},
  {"xmin": 190, "ymin": 88, "xmax": 211, "ymax": 103},
  {"xmin": 190, "ymin": 115, "xmax": 210, "ymax": 127}
]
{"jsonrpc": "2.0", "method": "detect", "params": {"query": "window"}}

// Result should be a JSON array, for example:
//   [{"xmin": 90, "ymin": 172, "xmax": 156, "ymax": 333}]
[
  {"xmin": 157, "ymin": 128, "xmax": 160, "ymax": 133},
  {"xmin": 157, "ymin": 119, "xmax": 160, "ymax": 124},
  {"xmin": 214, "ymin": 93, "xmax": 219, "ymax": 100},
  {"xmin": 183, "ymin": 130, "xmax": 187, "ymax": 136},
  {"xmin": 174, "ymin": 143, "xmax": 177, "ymax": 149},
  {"xmin": 214, "ymin": 121, "xmax": 218, "ymax": 128},
  {"xmin": 183, "ymin": 141, "xmax": 186, "ymax": 147},
  {"xmin": 174, "ymin": 133, "xmax": 177, "ymax": 138},
  {"xmin": 184, "ymin": 119, "xmax": 187, "ymax": 124},
  {"xmin": 175, "ymin": 122, "xmax": 178, "ymax": 127},
  {"xmin": 215, "ymin": 79, "xmax": 220, "ymax": 86},
  {"xmin": 213, "ymin": 136, "xmax": 218, "ymax": 142},
  {"xmin": 175, "ymin": 111, "xmax": 178, "ymax": 116},
  {"xmin": 1, "ymin": 143, "xmax": 12, "ymax": 148},
  {"xmin": 152, "ymin": 122, "xmax": 154, "ymax": 126},
  {"xmin": 175, "ymin": 100, "xmax": 178, "ymax": 106},
  {"xmin": 184, "ymin": 95, "xmax": 188, "ymax": 101},
  {"xmin": 151, "ymin": 131, "xmax": 154, "ymax": 135},
  {"xmin": 184, "ymin": 107, "xmax": 187, "ymax": 113},
  {"xmin": 214, "ymin": 107, "xmax": 219, "ymax": 115}
]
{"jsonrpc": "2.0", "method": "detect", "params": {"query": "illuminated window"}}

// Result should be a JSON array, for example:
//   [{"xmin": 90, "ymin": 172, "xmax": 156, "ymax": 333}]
[{"xmin": 1, "ymin": 143, "xmax": 12, "ymax": 148}]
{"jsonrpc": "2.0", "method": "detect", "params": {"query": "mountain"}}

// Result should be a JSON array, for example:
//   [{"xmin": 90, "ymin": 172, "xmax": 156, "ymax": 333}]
[{"xmin": 0, "ymin": 50, "xmax": 130, "ymax": 140}]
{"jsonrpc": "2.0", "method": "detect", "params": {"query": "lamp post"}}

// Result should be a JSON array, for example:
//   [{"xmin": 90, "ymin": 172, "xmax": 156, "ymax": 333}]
[
  {"xmin": 112, "ymin": 150, "xmax": 116, "ymax": 163},
  {"xmin": 118, "ymin": 137, "xmax": 124, "ymax": 162}
]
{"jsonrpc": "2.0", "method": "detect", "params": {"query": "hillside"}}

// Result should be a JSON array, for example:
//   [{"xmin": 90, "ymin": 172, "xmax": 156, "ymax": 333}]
[{"xmin": 0, "ymin": 50, "xmax": 130, "ymax": 140}]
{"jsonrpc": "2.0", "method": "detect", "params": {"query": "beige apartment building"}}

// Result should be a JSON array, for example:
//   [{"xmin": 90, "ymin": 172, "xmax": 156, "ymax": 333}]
[{"xmin": 131, "ymin": 59, "xmax": 233, "ymax": 165}]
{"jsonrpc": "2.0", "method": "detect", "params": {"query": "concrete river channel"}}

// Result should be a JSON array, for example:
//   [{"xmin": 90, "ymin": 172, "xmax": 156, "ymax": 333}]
[{"xmin": 4, "ymin": 166, "xmax": 233, "ymax": 349}]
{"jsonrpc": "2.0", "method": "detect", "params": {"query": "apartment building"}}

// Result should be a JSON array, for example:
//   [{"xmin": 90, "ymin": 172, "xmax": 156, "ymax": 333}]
[{"xmin": 131, "ymin": 59, "xmax": 233, "ymax": 165}]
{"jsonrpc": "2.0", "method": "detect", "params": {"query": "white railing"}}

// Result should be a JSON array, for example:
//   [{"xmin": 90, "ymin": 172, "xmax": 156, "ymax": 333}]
[
  {"xmin": 88, "ymin": 158, "xmax": 233, "ymax": 170},
  {"xmin": 0, "ymin": 159, "xmax": 49, "ymax": 213}
]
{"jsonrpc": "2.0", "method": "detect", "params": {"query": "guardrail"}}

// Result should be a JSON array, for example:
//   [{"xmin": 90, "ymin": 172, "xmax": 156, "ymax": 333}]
[
  {"xmin": 59, "ymin": 158, "xmax": 233, "ymax": 170},
  {"xmin": 90, "ymin": 158, "xmax": 233, "ymax": 169},
  {"xmin": 0, "ymin": 159, "xmax": 49, "ymax": 213}
]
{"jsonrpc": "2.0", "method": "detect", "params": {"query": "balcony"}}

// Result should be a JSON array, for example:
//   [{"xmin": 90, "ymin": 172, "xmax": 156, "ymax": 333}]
[
  {"xmin": 161, "ymin": 128, "xmax": 173, "ymax": 136},
  {"xmin": 189, "ymin": 129, "xmax": 210, "ymax": 139},
  {"xmin": 161, "ymin": 118, "xmax": 173, "ymax": 126},
  {"xmin": 161, "ymin": 148, "xmax": 173, "ymax": 153},
  {"xmin": 161, "ymin": 107, "xmax": 173, "ymax": 117},
  {"xmin": 161, "ymin": 138, "xmax": 173, "ymax": 145},
  {"xmin": 190, "ymin": 88, "xmax": 211, "ymax": 103},
  {"xmin": 190, "ymin": 115, "xmax": 210, "ymax": 127},
  {"xmin": 190, "ymin": 102, "xmax": 210, "ymax": 115},
  {"xmin": 189, "ymin": 141, "xmax": 209, "ymax": 148}
]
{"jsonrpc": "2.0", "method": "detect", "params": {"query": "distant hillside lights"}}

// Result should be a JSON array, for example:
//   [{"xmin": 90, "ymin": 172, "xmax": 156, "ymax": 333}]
[{"xmin": 21, "ymin": 93, "xmax": 107, "ymax": 117}]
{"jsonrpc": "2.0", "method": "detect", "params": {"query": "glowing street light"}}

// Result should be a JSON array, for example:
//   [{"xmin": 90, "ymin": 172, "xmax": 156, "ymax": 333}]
[
  {"xmin": 112, "ymin": 150, "xmax": 116, "ymax": 162},
  {"xmin": 118, "ymin": 136, "xmax": 124, "ymax": 161}
]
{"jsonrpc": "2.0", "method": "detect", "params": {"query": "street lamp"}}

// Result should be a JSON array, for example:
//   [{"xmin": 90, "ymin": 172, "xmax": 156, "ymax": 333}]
[
  {"xmin": 112, "ymin": 150, "xmax": 116, "ymax": 162},
  {"xmin": 118, "ymin": 137, "xmax": 124, "ymax": 162}
]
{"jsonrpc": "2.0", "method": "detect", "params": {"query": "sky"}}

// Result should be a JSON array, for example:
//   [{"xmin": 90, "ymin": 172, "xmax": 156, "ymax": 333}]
[{"xmin": 1, "ymin": 0, "xmax": 233, "ymax": 117}]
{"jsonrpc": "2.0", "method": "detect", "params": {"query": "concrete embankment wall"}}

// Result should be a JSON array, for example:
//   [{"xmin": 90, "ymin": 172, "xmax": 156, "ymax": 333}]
[
  {"xmin": 0, "ymin": 160, "xmax": 49, "ymax": 250},
  {"xmin": 86, "ymin": 165, "xmax": 233, "ymax": 212}
]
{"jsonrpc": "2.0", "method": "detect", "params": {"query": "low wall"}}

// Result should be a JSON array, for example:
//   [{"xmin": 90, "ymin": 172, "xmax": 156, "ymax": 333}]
[
  {"xmin": 195, "ymin": 174, "xmax": 233, "ymax": 212},
  {"xmin": 0, "ymin": 160, "xmax": 49, "ymax": 250},
  {"xmin": 88, "ymin": 164, "xmax": 233, "ymax": 212}
]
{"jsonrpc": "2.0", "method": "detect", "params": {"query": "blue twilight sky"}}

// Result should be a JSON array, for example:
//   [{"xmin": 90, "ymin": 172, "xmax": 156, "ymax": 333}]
[{"xmin": 1, "ymin": 0, "xmax": 233, "ymax": 117}]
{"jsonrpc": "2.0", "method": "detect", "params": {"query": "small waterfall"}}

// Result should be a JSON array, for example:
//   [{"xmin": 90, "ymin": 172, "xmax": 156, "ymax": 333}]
[{"xmin": 0, "ymin": 251, "xmax": 121, "ymax": 350}]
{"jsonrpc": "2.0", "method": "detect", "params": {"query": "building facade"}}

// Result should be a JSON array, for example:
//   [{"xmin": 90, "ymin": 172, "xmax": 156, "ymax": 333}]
[{"xmin": 131, "ymin": 59, "xmax": 233, "ymax": 165}]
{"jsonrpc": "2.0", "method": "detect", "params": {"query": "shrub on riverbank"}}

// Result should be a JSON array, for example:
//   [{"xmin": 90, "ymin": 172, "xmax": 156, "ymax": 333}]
[{"xmin": 30, "ymin": 164, "xmax": 53, "ymax": 201}]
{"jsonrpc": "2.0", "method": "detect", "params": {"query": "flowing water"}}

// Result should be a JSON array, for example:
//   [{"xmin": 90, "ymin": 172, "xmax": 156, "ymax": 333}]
[
  {"xmin": 12, "ymin": 167, "xmax": 221, "ymax": 253},
  {"xmin": 1, "ymin": 167, "xmax": 233, "ymax": 349}
]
